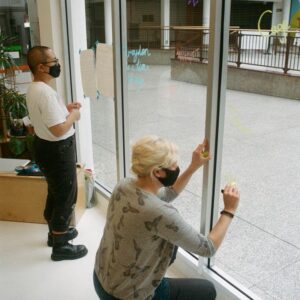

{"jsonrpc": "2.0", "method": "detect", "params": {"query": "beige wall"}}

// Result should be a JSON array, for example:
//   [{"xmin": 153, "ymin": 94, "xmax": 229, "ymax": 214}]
[{"xmin": 37, "ymin": 0, "xmax": 67, "ymax": 103}]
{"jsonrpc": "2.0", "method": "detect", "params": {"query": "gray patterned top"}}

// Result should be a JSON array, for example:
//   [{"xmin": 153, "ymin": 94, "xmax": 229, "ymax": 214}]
[{"xmin": 94, "ymin": 178, "xmax": 216, "ymax": 300}]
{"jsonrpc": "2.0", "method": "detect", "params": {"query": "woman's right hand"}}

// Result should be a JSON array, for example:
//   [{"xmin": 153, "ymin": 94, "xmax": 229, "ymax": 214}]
[{"xmin": 222, "ymin": 184, "xmax": 240, "ymax": 214}]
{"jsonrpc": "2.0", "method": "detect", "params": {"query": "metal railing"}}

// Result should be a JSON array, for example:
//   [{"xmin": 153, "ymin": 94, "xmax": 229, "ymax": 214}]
[
  {"xmin": 127, "ymin": 26, "xmax": 300, "ymax": 74},
  {"xmin": 228, "ymin": 29, "xmax": 300, "ymax": 73},
  {"xmin": 128, "ymin": 26, "xmax": 176, "ymax": 49}
]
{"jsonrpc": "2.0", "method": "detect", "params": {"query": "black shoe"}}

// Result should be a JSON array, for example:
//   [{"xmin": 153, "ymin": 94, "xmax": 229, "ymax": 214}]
[
  {"xmin": 51, "ymin": 242, "xmax": 88, "ymax": 261},
  {"xmin": 47, "ymin": 227, "xmax": 78, "ymax": 247}
]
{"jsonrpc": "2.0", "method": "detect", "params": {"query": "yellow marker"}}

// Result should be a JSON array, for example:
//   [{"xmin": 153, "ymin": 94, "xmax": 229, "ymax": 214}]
[{"xmin": 202, "ymin": 151, "xmax": 209, "ymax": 158}]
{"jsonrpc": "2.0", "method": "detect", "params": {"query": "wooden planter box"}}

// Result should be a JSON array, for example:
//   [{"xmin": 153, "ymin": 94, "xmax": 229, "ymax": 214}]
[{"xmin": 0, "ymin": 165, "xmax": 86, "ymax": 225}]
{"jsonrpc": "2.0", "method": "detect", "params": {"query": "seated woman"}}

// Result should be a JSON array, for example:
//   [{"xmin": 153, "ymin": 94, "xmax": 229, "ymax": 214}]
[{"xmin": 93, "ymin": 136, "xmax": 240, "ymax": 300}]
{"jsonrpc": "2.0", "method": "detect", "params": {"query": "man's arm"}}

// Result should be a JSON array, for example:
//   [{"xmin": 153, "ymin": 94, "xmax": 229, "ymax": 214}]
[{"xmin": 48, "ymin": 110, "xmax": 80, "ymax": 137}]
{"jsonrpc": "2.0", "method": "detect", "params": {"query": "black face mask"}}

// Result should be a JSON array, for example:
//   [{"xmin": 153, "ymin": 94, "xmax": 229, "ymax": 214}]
[
  {"xmin": 156, "ymin": 167, "xmax": 180, "ymax": 187},
  {"xmin": 48, "ymin": 63, "xmax": 61, "ymax": 78}
]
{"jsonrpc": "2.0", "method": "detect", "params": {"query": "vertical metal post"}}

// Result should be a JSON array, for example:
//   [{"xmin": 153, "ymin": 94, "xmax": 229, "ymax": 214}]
[
  {"xmin": 200, "ymin": 29, "xmax": 203, "ymax": 63},
  {"xmin": 199, "ymin": 0, "xmax": 231, "ymax": 269},
  {"xmin": 284, "ymin": 33, "xmax": 291, "ymax": 74},
  {"xmin": 237, "ymin": 31, "xmax": 242, "ymax": 68},
  {"xmin": 175, "ymin": 29, "xmax": 178, "ymax": 59},
  {"xmin": 112, "ymin": 0, "xmax": 130, "ymax": 180}
]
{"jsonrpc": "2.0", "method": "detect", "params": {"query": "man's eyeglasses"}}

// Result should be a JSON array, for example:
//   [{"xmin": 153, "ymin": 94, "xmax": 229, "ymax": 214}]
[{"xmin": 41, "ymin": 58, "xmax": 59, "ymax": 65}]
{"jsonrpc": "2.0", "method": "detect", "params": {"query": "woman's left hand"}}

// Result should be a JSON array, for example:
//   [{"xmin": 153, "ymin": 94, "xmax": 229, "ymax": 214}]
[{"xmin": 189, "ymin": 139, "xmax": 212, "ymax": 171}]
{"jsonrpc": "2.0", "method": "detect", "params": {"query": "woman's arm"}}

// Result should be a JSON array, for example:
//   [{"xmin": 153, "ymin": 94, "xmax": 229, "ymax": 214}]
[
  {"xmin": 154, "ymin": 184, "xmax": 239, "ymax": 257},
  {"xmin": 208, "ymin": 185, "xmax": 240, "ymax": 250},
  {"xmin": 172, "ymin": 139, "xmax": 211, "ymax": 194}
]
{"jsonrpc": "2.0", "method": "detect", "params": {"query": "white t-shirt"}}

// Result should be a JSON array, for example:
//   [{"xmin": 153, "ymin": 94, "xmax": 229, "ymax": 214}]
[{"xmin": 26, "ymin": 81, "xmax": 75, "ymax": 141}]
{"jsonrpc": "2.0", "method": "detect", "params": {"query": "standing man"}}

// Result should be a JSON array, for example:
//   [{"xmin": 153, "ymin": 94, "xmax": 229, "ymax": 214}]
[{"xmin": 26, "ymin": 46, "xmax": 88, "ymax": 261}]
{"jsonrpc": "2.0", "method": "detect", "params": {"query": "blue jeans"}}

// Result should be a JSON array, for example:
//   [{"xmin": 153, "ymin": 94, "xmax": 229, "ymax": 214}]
[
  {"xmin": 93, "ymin": 271, "xmax": 216, "ymax": 300},
  {"xmin": 93, "ymin": 271, "xmax": 169, "ymax": 300}
]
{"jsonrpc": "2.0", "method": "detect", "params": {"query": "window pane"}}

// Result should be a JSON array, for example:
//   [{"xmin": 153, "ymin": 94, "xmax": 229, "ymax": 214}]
[
  {"xmin": 85, "ymin": 0, "xmax": 118, "ymax": 190},
  {"xmin": 213, "ymin": 2, "xmax": 300, "ymax": 299},
  {"xmin": 126, "ymin": 0, "xmax": 209, "ymax": 230}
]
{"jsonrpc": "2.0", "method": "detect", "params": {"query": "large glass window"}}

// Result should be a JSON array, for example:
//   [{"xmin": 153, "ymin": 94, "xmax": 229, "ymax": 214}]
[
  {"xmin": 211, "ymin": 1, "xmax": 300, "ymax": 299},
  {"xmin": 126, "ymin": 0, "xmax": 209, "ymax": 230},
  {"xmin": 85, "ymin": 0, "xmax": 118, "ymax": 190},
  {"xmin": 87, "ymin": 1, "xmax": 300, "ymax": 298}
]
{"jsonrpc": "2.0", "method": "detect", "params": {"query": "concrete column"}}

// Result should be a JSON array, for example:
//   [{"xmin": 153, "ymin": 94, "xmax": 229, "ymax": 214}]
[
  {"xmin": 161, "ymin": 0, "xmax": 170, "ymax": 49},
  {"xmin": 282, "ymin": 0, "xmax": 291, "ymax": 25},
  {"xmin": 104, "ymin": 0, "xmax": 112, "ymax": 44},
  {"xmin": 203, "ymin": 0, "xmax": 210, "ymax": 27},
  {"xmin": 271, "ymin": 2, "xmax": 283, "ymax": 28},
  {"xmin": 203, "ymin": 0, "xmax": 210, "ymax": 45}
]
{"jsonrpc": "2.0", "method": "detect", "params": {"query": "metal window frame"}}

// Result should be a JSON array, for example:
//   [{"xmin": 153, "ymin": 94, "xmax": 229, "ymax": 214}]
[
  {"xmin": 200, "ymin": 1, "xmax": 258, "ymax": 299},
  {"xmin": 112, "ymin": 0, "xmax": 130, "ymax": 181},
  {"xmin": 200, "ymin": 0, "xmax": 230, "ymax": 265}
]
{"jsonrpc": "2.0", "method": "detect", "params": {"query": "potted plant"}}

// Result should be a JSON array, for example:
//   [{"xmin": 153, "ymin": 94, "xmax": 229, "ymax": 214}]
[
  {"xmin": 0, "ymin": 29, "xmax": 17, "ymax": 141},
  {"xmin": 2, "ymin": 88, "xmax": 28, "ymax": 136},
  {"xmin": 0, "ymin": 29, "xmax": 34, "ymax": 159}
]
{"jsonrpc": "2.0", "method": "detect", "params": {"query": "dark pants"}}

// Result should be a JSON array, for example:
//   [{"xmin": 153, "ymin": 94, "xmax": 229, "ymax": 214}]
[
  {"xmin": 93, "ymin": 271, "xmax": 216, "ymax": 300},
  {"xmin": 34, "ymin": 135, "xmax": 77, "ymax": 232}
]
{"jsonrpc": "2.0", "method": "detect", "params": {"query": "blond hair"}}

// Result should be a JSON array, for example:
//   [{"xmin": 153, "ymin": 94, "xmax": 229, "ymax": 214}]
[{"xmin": 131, "ymin": 135, "xmax": 179, "ymax": 177}]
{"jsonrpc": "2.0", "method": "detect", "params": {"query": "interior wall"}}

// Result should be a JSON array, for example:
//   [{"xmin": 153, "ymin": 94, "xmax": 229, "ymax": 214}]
[{"xmin": 37, "ymin": 0, "xmax": 66, "ymax": 100}]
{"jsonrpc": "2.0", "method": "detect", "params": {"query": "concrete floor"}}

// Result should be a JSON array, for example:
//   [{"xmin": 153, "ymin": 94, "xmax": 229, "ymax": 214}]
[
  {"xmin": 91, "ymin": 65, "xmax": 300, "ymax": 300},
  {"xmin": 0, "ymin": 200, "xmax": 183, "ymax": 300}
]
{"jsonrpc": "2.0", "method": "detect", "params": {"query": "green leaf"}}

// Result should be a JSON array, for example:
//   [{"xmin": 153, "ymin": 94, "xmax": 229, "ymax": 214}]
[{"xmin": 8, "ymin": 137, "xmax": 26, "ymax": 156}]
